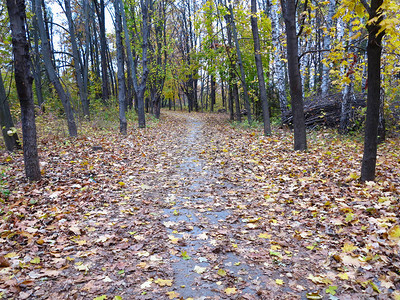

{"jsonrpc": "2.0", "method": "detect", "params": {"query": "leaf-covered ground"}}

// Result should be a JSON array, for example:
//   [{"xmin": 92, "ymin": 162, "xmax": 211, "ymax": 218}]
[{"xmin": 0, "ymin": 111, "xmax": 399, "ymax": 300}]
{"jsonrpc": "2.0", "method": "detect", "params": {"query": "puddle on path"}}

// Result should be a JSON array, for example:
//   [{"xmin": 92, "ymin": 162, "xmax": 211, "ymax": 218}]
[{"xmin": 162, "ymin": 117, "xmax": 266, "ymax": 299}]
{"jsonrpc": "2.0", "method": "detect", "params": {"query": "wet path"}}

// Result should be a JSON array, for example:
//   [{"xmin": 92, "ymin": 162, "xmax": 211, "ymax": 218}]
[{"xmin": 162, "ymin": 115, "xmax": 266, "ymax": 299}]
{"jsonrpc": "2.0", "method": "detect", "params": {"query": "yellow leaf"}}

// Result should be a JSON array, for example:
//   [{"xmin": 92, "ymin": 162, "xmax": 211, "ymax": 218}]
[
  {"xmin": 30, "ymin": 257, "xmax": 40, "ymax": 264},
  {"xmin": 337, "ymin": 272, "xmax": 349, "ymax": 280},
  {"xmin": 276, "ymin": 279, "xmax": 284, "ymax": 285},
  {"xmin": 307, "ymin": 274, "xmax": 332, "ymax": 285},
  {"xmin": 217, "ymin": 269, "xmax": 227, "ymax": 276},
  {"xmin": 224, "ymin": 287, "xmax": 237, "ymax": 295},
  {"xmin": 388, "ymin": 225, "xmax": 400, "ymax": 240},
  {"xmin": 4, "ymin": 252, "xmax": 17, "ymax": 258},
  {"xmin": 258, "ymin": 233, "xmax": 271, "ymax": 239},
  {"xmin": 118, "ymin": 182, "xmax": 125, "ymax": 186},
  {"xmin": 342, "ymin": 242, "xmax": 358, "ymax": 253},
  {"xmin": 154, "ymin": 278, "xmax": 173, "ymax": 287},
  {"xmin": 168, "ymin": 235, "xmax": 179, "ymax": 244},
  {"xmin": 166, "ymin": 291, "xmax": 180, "ymax": 299},
  {"xmin": 222, "ymin": 149, "xmax": 228, "ymax": 152}
]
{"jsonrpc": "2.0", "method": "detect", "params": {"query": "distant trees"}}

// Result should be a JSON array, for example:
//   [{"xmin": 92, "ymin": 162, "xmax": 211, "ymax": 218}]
[{"xmin": 1, "ymin": 0, "xmax": 399, "ymax": 181}]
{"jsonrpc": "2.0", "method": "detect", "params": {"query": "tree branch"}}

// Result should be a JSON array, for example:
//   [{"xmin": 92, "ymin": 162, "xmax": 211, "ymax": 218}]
[{"xmin": 360, "ymin": 0, "xmax": 371, "ymax": 15}]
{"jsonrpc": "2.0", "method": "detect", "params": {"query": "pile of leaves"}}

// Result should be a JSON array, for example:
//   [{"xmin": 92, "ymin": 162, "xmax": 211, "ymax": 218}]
[{"xmin": 0, "ymin": 111, "xmax": 399, "ymax": 299}]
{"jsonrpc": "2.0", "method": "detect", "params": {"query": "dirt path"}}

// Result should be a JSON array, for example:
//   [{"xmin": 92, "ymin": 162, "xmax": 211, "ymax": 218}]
[{"xmin": 160, "ymin": 113, "xmax": 267, "ymax": 299}]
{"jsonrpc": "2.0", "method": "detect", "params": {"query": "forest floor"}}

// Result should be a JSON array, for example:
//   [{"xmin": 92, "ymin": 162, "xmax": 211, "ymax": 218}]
[{"xmin": 0, "ymin": 110, "xmax": 399, "ymax": 300}]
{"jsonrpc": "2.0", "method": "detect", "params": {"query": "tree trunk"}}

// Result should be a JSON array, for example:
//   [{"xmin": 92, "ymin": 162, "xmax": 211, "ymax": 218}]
[
  {"xmin": 210, "ymin": 75, "xmax": 215, "ymax": 112},
  {"xmin": 6, "ymin": 0, "xmax": 41, "ymax": 180},
  {"xmin": 97, "ymin": 0, "xmax": 110, "ymax": 102},
  {"xmin": 321, "ymin": 0, "xmax": 335, "ymax": 97},
  {"xmin": 64, "ymin": 0, "xmax": 89, "ymax": 118},
  {"xmin": 228, "ymin": 4, "xmax": 251, "ymax": 124},
  {"xmin": 251, "ymin": 0, "xmax": 271, "ymax": 135},
  {"xmin": 339, "ymin": 72, "xmax": 356, "ymax": 134},
  {"xmin": 281, "ymin": 0, "xmax": 307, "ymax": 150},
  {"xmin": 33, "ymin": 0, "xmax": 77, "ymax": 136},
  {"xmin": 0, "ymin": 71, "xmax": 21, "ymax": 151},
  {"xmin": 121, "ymin": 1, "xmax": 138, "ymax": 110},
  {"xmin": 137, "ymin": 0, "xmax": 151, "ymax": 128},
  {"xmin": 361, "ymin": 0, "xmax": 385, "ymax": 181},
  {"xmin": 270, "ymin": 0, "xmax": 288, "ymax": 119},
  {"xmin": 30, "ymin": 2, "xmax": 44, "ymax": 109},
  {"xmin": 114, "ymin": 0, "xmax": 127, "ymax": 134}
]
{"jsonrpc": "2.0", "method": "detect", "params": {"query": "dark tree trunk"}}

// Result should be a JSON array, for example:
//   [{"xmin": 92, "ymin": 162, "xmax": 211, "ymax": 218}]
[
  {"xmin": 361, "ymin": 0, "xmax": 385, "ymax": 181},
  {"xmin": 233, "ymin": 82, "xmax": 241, "ymax": 122},
  {"xmin": 97, "ymin": 0, "xmax": 110, "ymax": 102},
  {"xmin": 0, "ymin": 72, "xmax": 21, "ymax": 151},
  {"xmin": 137, "ymin": 0, "xmax": 150, "ymax": 128},
  {"xmin": 121, "ymin": 2, "xmax": 138, "ymax": 111},
  {"xmin": 281, "ymin": 0, "xmax": 307, "ymax": 150},
  {"xmin": 34, "ymin": 0, "xmax": 77, "ymax": 136},
  {"xmin": 251, "ymin": 0, "xmax": 271, "ymax": 135},
  {"xmin": 210, "ymin": 75, "xmax": 215, "ymax": 112},
  {"xmin": 6, "ymin": 0, "xmax": 41, "ymax": 180},
  {"xmin": 114, "ymin": 0, "xmax": 127, "ymax": 135}
]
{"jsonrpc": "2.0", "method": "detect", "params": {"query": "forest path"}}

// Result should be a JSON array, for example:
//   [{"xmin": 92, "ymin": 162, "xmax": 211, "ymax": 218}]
[
  {"xmin": 2, "ymin": 111, "xmax": 398, "ymax": 300},
  {"xmin": 159, "ymin": 112, "xmax": 267, "ymax": 299}
]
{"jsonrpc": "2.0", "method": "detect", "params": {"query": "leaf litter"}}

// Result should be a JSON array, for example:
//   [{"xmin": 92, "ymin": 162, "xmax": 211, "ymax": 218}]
[{"xmin": 0, "ymin": 111, "xmax": 399, "ymax": 299}]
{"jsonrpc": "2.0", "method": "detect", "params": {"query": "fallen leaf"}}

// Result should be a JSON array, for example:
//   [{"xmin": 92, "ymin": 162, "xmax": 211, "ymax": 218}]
[
  {"xmin": 166, "ymin": 291, "xmax": 180, "ymax": 299},
  {"xmin": 224, "ymin": 287, "xmax": 237, "ymax": 295},
  {"xmin": 193, "ymin": 266, "xmax": 207, "ymax": 274},
  {"xmin": 217, "ymin": 269, "xmax": 227, "ymax": 276},
  {"xmin": 154, "ymin": 278, "xmax": 173, "ymax": 287},
  {"xmin": 325, "ymin": 285, "xmax": 337, "ymax": 295}
]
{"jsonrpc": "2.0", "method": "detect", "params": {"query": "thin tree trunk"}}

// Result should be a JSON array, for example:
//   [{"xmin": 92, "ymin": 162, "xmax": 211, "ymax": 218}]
[
  {"xmin": 65, "ymin": 0, "xmax": 89, "ymax": 118},
  {"xmin": 270, "ymin": 0, "xmax": 288, "ymax": 119},
  {"xmin": 0, "ymin": 72, "xmax": 21, "ymax": 151},
  {"xmin": 321, "ymin": 0, "xmax": 335, "ymax": 97},
  {"xmin": 210, "ymin": 75, "xmax": 215, "ymax": 112},
  {"xmin": 281, "ymin": 0, "xmax": 307, "ymax": 150},
  {"xmin": 137, "ymin": 0, "xmax": 150, "ymax": 128},
  {"xmin": 114, "ymin": 0, "xmax": 127, "ymax": 134},
  {"xmin": 361, "ymin": 0, "xmax": 385, "ymax": 181},
  {"xmin": 251, "ymin": 0, "xmax": 271, "ymax": 135},
  {"xmin": 121, "ymin": 1, "xmax": 138, "ymax": 109},
  {"xmin": 6, "ymin": 0, "xmax": 41, "ymax": 180},
  {"xmin": 34, "ymin": 0, "xmax": 77, "ymax": 136},
  {"xmin": 30, "ymin": 2, "xmax": 44, "ymax": 108},
  {"xmin": 228, "ymin": 4, "xmax": 251, "ymax": 124},
  {"xmin": 97, "ymin": 0, "xmax": 110, "ymax": 102}
]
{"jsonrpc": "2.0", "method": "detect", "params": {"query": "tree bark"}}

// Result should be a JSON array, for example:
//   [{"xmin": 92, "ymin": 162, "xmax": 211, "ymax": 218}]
[
  {"xmin": 137, "ymin": 0, "xmax": 151, "ymax": 128},
  {"xmin": 0, "ymin": 71, "xmax": 21, "ymax": 151},
  {"xmin": 321, "ymin": 0, "xmax": 335, "ymax": 97},
  {"xmin": 251, "ymin": 0, "xmax": 271, "ymax": 135},
  {"xmin": 270, "ymin": 0, "xmax": 288, "ymax": 119},
  {"xmin": 30, "ymin": 1, "xmax": 44, "ymax": 109},
  {"xmin": 361, "ymin": 0, "xmax": 385, "ymax": 181},
  {"xmin": 96, "ymin": 0, "xmax": 110, "ymax": 102},
  {"xmin": 281, "ymin": 0, "xmax": 307, "ymax": 150},
  {"xmin": 6, "ymin": 0, "xmax": 41, "ymax": 180},
  {"xmin": 121, "ymin": 1, "xmax": 138, "ymax": 110},
  {"xmin": 114, "ymin": 0, "xmax": 127, "ymax": 134},
  {"xmin": 33, "ymin": 0, "xmax": 77, "ymax": 136},
  {"xmin": 64, "ymin": 0, "xmax": 89, "ymax": 118},
  {"xmin": 228, "ymin": 4, "xmax": 251, "ymax": 124}
]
